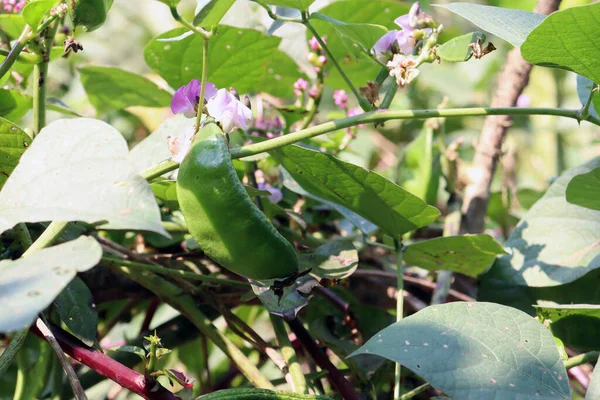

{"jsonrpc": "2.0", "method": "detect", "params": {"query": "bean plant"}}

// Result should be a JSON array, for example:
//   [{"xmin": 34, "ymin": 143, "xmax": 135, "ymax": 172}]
[{"xmin": 0, "ymin": 0, "xmax": 599, "ymax": 399}]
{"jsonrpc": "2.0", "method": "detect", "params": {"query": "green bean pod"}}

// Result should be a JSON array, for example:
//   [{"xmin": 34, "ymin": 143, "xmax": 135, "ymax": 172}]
[
  {"xmin": 176, "ymin": 123, "xmax": 299, "ymax": 280},
  {"xmin": 197, "ymin": 389, "xmax": 333, "ymax": 400}
]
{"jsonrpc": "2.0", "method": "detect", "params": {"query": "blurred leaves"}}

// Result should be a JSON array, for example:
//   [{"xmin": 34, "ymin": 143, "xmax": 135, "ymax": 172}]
[
  {"xmin": 535, "ymin": 304, "xmax": 600, "ymax": 350},
  {"xmin": 566, "ymin": 167, "xmax": 600, "ymax": 211},
  {"xmin": 0, "ymin": 116, "xmax": 31, "ymax": 191}
]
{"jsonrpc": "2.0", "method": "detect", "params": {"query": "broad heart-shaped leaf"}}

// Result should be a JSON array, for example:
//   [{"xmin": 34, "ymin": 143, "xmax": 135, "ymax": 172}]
[
  {"xmin": 22, "ymin": 0, "xmax": 55, "ymax": 32},
  {"xmin": 486, "ymin": 157, "xmax": 600, "ymax": 288},
  {"xmin": 309, "ymin": 13, "xmax": 387, "ymax": 58},
  {"xmin": 68, "ymin": 0, "xmax": 114, "ymax": 32},
  {"xmin": 271, "ymin": 145, "xmax": 440, "ymax": 237},
  {"xmin": 0, "ymin": 236, "xmax": 102, "ymax": 332},
  {"xmin": 535, "ymin": 304, "xmax": 600, "ymax": 351},
  {"xmin": 587, "ymin": 359, "xmax": 600, "ymax": 400},
  {"xmin": 566, "ymin": 167, "xmax": 600, "ymax": 211},
  {"xmin": 0, "ymin": 118, "xmax": 167, "ymax": 236},
  {"xmin": 300, "ymin": 240, "xmax": 359, "ymax": 280},
  {"xmin": 306, "ymin": 0, "xmax": 409, "ymax": 90},
  {"xmin": 145, "ymin": 26, "xmax": 305, "ymax": 98},
  {"xmin": 78, "ymin": 66, "xmax": 172, "ymax": 113},
  {"xmin": 576, "ymin": 75, "xmax": 600, "ymax": 119},
  {"xmin": 193, "ymin": 0, "xmax": 235, "ymax": 28},
  {"xmin": 0, "ymin": 14, "xmax": 26, "ymax": 38},
  {"xmin": 128, "ymin": 114, "xmax": 194, "ymax": 175},
  {"xmin": 404, "ymin": 234, "xmax": 506, "ymax": 277},
  {"xmin": 397, "ymin": 124, "xmax": 441, "ymax": 206},
  {"xmin": 281, "ymin": 168, "xmax": 378, "ymax": 235},
  {"xmin": 521, "ymin": 3, "xmax": 600, "ymax": 83},
  {"xmin": 0, "ymin": 117, "xmax": 31, "ymax": 191},
  {"xmin": 437, "ymin": 31, "xmax": 486, "ymax": 63},
  {"xmin": 434, "ymin": 3, "xmax": 545, "ymax": 47},
  {"xmin": 351, "ymin": 302, "xmax": 570, "ymax": 400},
  {"xmin": 55, "ymin": 277, "xmax": 97, "ymax": 346},
  {"xmin": 257, "ymin": 0, "xmax": 315, "ymax": 10}
]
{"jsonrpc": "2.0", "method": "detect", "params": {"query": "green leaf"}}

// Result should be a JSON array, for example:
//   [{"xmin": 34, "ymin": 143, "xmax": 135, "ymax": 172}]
[
  {"xmin": 434, "ymin": 3, "xmax": 545, "ymax": 47},
  {"xmin": 535, "ymin": 304, "xmax": 600, "ymax": 350},
  {"xmin": 151, "ymin": 180, "xmax": 179, "ymax": 210},
  {"xmin": 109, "ymin": 345, "xmax": 147, "ymax": 362},
  {"xmin": 22, "ymin": 0, "xmax": 55, "ymax": 32},
  {"xmin": 521, "ymin": 3, "xmax": 600, "ymax": 83},
  {"xmin": 78, "ymin": 66, "xmax": 172, "ymax": 113},
  {"xmin": 300, "ymin": 240, "xmax": 359, "ymax": 280},
  {"xmin": 404, "ymin": 234, "xmax": 506, "ymax": 277},
  {"xmin": 281, "ymin": 168, "xmax": 378, "ymax": 235},
  {"xmin": 306, "ymin": 0, "xmax": 409, "ymax": 91},
  {"xmin": 0, "ymin": 14, "xmax": 26, "ymax": 38},
  {"xmin": 486, "ymin": 157, "xmax": 600, "ymax": 288},
  {"xmin": 0, "ymin": 118, "xmax": 167, "ymax": 236},
  {"xmin": 193, "ymin": 0, "xmax": 236, "ymax": 28},
  {"xmin": 13, "ymin": 333, "xmax": 53, "ymax": 399},
  {"xmin": 128, "ymin": 114, "xmax": 194, "ymax": 176},
  {"xmin": 397, "ymin": 125, "xmax": 441, "ymax": 205},
  {"xmin": 0, "ymin": 89, "xmax": 81, "ymax": 123},
  {"xmin": 68, "ymin": 0, "xmax": 114, "ymax": 32},
  {"xmin": 0, "ymin": 236, "xmax": 102, "ymax": 332},
  {"xmin": 576, "ymin": 75, "xmax": 600, "ymax": 119},
  {"xmin": 566, "ymin": 167, "xmax": 600, "ymax": 211},
  {"xmin": 251, "ymin": 275, "xmax": 320, "ymax": 320},
  {"xmin": 310, "ymin": 12, "xmax": 387, "ymax": 58},
  {"xmin": 271, "ymin": 145, "xmax": 440, "ymax": 236},
  {"xmin": 0, "ymin": 117, "xmax": 31, "ymax": 191},
  {"xmin": 257, "ymin": 0, "xmax": 315, "ymax": 11},
  {"xmin": 351, "ymin": 302, "xmax": 571, "ymax": 400},
  {"xmin": 437, "ymin": 31, "xmax": 486, "ymax": 63},
  {"xmin": 55, "ymin": 277, "xmax": 98, "ymax": 347},
  {"xmin": 145, "ymin": 26, "xmax": 305, "ymax": 97},
  {"xmin": 587, "ymin": 359, "xmax": 600, "ymax": 400}
]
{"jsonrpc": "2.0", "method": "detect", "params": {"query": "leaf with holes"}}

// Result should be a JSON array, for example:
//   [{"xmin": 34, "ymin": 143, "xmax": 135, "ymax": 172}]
[
  {"xmin": 271, "ymin": 145, "xmax": 440, "ymax": 237},
  {"xmin": 55, "ymin": 277, "xmax": 98, "ymax": 346},
  {"xmin": 535, "ymin": 304, "xmax": 600, "ymax": 351},
  {"xmin": 351, "ymin": 302, "xmax": 570, "ymax": 400},
  {"xmin": 0, "ymin": 236, "xmax": 102, "ymax": 332},
  {"xmin": 78, "ymin": 66, "xmax": 172, "ymax": 113},
  {"xmin": 145, "ymin": 26, "xmax": 306, "ymax": 98},
  {"xmin": 521, "ymin": 3, "xmax": 600, "ymax": 83},
  {"xmin": 0, "ymin": 118, "xmax": 167, "ymax": 236},
  {"xmin": 404, "ymin": 235, "xmax": 506, "ymax": 277},
  {"xmin": 566, "ymin": 167, "xmax": 600, "ymax": 212},
  {"xmin": 434, "ymin": 3, "xmax": 545, "ymax": 47},
  {"xmin": 485, "ymin": 157, "xmax": 600, "ymax": 288},
  {"xmin": 0, "ymin": 117, "xmax": 30, "ymax": 191},
  {"xmin": 300, "ymin": 240, "xmax": 359, "ymax": 280}
]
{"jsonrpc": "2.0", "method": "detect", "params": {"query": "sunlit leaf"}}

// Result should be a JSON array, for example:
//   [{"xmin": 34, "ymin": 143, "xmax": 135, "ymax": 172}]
[{"xmin": 566, "ymin": 167, "xmax": 600, "ymax": 211}]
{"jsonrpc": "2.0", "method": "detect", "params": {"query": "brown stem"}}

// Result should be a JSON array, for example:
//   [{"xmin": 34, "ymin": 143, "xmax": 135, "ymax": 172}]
[
  {"xmin": 287, "ymin": 319, "xmax": 361, "ymax": 400},
  {"xmin": 30, "ymin": 322, "xmax": 180, "ymax": 400},
  {"xmin": 460, "ymin": 0, "xmax": 562, "ymax": 233}
]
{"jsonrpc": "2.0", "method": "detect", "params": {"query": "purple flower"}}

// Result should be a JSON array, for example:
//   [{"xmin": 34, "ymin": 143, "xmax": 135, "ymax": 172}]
[
  {"xmin": 206, "ymin": 88, "xmax": 253, "ymax": 132},
  {"xmin": 258, "ymin": 182, "xmax": 283, "ymax": 204},
  {"xmin": 333, "ymin": 90, "xmax": 348, "ymax": 109},
  {"xmin": 171, "ymin": 79, "xmax": 217, "ymax": 118},
  {"xmin": 372, "ymin": 2, "xmax": 431, "ymax": 55}
]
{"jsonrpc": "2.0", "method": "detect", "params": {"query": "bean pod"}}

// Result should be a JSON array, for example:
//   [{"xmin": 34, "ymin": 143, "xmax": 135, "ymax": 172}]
[{"xmin": 176, "ymin": 123, "xmax": 299, "ymax": 280}]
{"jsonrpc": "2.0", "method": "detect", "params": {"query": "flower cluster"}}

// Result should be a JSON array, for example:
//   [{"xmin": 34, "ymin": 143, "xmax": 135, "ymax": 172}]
[
  {"xmin": 2, "ymin": 0, "xmax": 25, "ymax": 13},
  {"xmin": 333, "ymin": 90, "xmax": 348, "ymax": 109},
  {"xmin": 372, "ymin": 2, "xmax": 433, "ymax": 56},
  {"xmin": 306, "ymin": 36, "xmax": 327, "ymax": 73},
  {"xmin": 170, "ymin": 79, "xmax": 252, "ymax": 133},
  {"xmin": 386, "ymin": 54, "xmax": 420, "ymax": 87}
]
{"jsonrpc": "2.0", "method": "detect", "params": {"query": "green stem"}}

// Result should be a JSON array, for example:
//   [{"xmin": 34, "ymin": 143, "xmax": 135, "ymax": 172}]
[
  {"xmin": 22, "ymin": 221, "xmax": 69, "ymax": 256},
  {"xmin": 195, "ymin": 37, "xmax": 210, "ymax": 134},
  {"xmin": 32, "ymin": 20, "xmax": 60, "ymax": 137},
  {"xmin": 380, "ymin": 80, "xmax": 398, "ymax": 110},
  {"xmin": 101, "ymin": 256, "xmax": 249, "ymax": 289},
  {"xmin": 0, "ymin": 25, "xmax": 33, "ymax": 80},
  {"xmin": 0, "ymin": 329, "xmax": 28, "ymax": 375},
  {"xmin": 147, "ymin": 337, "xmax": 157, "ymax": 374},
  {"xmin": 393, "ymin": 238, "xmax": 404, "ymax": 400},
  {"xmin": 0, "ymin": 49, "xmax": 43, "ymax": 64},
  {"xmin": 35, "ymin": 13, "xmax": 60, "ymax": 34},
  {"xmin": 255, "ymin": 1, "xmax": 302, "ymax": 22},
  {"xmin": 578, "ymin": 83, "xmax": 599, "ymax": 122},
  {"xmin": 400, "ymin": 383, "xmax": 430, "ymax": 400},
  {"xmin": 140, "ymin": 107, "xmax": 600, "ymax": 180},
  {"xmin": 169, "ymin": 6, "xmax": 211, "ymax": 39},
  {"xmin": 270, "ymin": 315, "xmax": 307, "ymax": 394},
  {"xmin": 564, "ymin": 351, "xmax": 600, "ymax": 369},
  {"xmin": 304, "ymin": 19, "xmax": 371, "ymax": 112},
  {"xmin": 106, "ymin": 263, "xmax": 275, "ymax": 389}
]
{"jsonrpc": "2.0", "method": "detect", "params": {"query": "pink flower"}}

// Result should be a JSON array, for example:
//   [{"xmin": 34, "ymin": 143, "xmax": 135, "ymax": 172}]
[
  {"xmin": 516, "ymin": 94, "xmax": 531, "ymax": 108},
  {"xmin": 308, "ymin": 36, "xmax": 320, "ymax": 51},
  {"xmin": 206, "ymin": 88, "xmax": 253, "ymax": 132},
  {"xmin": 308, "ymin": 86, "xmax": 319, "ymax": 99},
  {"xmin": 293, "ymin": 78, "xmax": 309, "ymax": 96},
  {"xmin": 347, "ymin": 107, "xmax": 364, "ymax": 128},
  {"xmin": 171, "ymin": 79, "xmax": 217, "ymax": 118},
  {"xmin": 333, "ymin": 90, "xmax": 348, "ymax": 109},
  {"xmin": 387, "ymin": 54, "xmax": 420, "ymax": 87}
]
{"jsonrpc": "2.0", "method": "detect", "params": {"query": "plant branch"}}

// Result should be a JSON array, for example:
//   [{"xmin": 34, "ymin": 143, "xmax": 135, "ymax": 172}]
[
  {"xmin": 287, "ymin": 318, "xmax": 361, "ymax": 400},
  {"xmin": 23, "ymin": 221, "xmax": 69, "ymax": 256},
  {"xmin": 270, "ymin": 315, "xmax": 307, "ymax": 394},
  {"xmin": 400, "ymin": 383, "xmax": 431, "ymax": 400},
  {"xmin": 33, "ymin": 19, "xmax": 60, "ymax": 137},
  {"xmin": 169, "ymin": 6, "xmax": 211, "ymax": 39},
  {"xmin": 564, "ymin": 351, "xmax": 600, "ymax": 369},
  {"xmin": 0, "ymin": 25, "xmax": 32, "ymax": 80},
  {"xmin": 0, "ymin": 329, "xmax": 28, "ymax": 375},
  {"xmin": 140, "ymin": 106, "xmax": 600, "ymax": 181}
]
